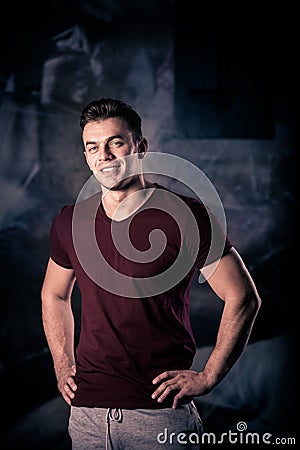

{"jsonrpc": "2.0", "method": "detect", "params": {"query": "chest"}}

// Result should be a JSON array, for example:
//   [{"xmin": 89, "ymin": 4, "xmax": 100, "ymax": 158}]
[{"xmin": 96, "ymin": 209, "xmax": 181, "ymax": 278}]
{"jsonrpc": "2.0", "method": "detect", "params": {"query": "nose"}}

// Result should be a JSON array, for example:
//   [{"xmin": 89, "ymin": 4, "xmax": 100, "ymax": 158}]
[{"xmin": 98, "ymin": 144, "xmax": 113, "ymax": 162}]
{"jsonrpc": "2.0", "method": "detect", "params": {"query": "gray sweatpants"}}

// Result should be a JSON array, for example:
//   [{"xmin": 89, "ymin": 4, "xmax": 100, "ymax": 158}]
[{"xmin": 68, "ymin": 402, "xmax": 203, "ymax": 449}]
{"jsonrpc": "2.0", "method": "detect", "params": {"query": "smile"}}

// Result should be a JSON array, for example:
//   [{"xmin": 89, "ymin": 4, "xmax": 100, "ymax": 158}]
[{"xmin": 100, "ymin": 164, "xmax": 121, "ymax": 173}]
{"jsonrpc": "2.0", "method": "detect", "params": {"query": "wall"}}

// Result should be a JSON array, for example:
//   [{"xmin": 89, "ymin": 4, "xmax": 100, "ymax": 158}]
[{"xmin": 0, "ymin": 1, "xmax": 296, "ymax": 445}]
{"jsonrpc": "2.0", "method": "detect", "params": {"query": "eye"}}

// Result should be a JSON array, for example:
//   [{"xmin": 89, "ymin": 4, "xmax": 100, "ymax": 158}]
[
  {"xmin": 109, "ymin": 140, "xmax": 123, "ymax": 148},
  {"xmin": 87, "ymin": 146, "xmax": 98, "ymax": 153}
]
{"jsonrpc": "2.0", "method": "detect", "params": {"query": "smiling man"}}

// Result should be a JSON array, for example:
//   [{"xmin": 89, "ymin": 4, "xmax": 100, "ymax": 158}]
[
  {"xmin": 41, "ymin": 98, "xmax": 261, "ymax": 450},
  {"xmin": 84, "ymin": 120, "xmax": 144, "ymax": 189},
  {"xmin": 82, "ymin": 113, "xmax": 152, "ymax": 220}
]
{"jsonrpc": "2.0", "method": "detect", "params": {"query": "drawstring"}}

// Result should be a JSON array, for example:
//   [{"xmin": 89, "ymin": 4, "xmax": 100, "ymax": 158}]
[{"xmin": 105, "ymin": 408, "xmax": 123, "ymax": 450}]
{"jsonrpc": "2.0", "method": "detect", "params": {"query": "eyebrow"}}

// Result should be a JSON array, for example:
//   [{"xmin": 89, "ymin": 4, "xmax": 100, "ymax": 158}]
[{"xmin": 85, "ymin": 134, "xmax": 125, "ymax": 148}]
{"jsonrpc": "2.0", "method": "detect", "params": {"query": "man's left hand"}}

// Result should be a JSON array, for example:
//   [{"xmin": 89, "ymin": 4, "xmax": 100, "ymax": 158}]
[{"xmin": 152, "ymin": 370, "xmax": 211, "ymax": 409}]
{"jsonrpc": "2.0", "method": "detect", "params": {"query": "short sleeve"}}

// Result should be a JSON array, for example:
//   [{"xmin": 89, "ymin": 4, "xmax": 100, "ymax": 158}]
[
  {"xmin": 186, "ymin": 200, "xmax": 233, "ymax": 269},
  {"xmin": 49, "ymin": 209, "xmax": 73, "ymax": 269}
]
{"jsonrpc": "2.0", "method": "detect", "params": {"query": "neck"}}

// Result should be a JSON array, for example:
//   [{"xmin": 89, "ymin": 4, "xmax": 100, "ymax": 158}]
[{"xmin": 101, "ymin": 177, "xmax": 155, "ymax": 220}]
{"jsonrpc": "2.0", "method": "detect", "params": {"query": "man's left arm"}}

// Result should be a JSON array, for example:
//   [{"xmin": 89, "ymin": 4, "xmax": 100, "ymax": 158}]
[{"xmin": 152, "ymin": 247, "xmax": 261, "ymax": 408}]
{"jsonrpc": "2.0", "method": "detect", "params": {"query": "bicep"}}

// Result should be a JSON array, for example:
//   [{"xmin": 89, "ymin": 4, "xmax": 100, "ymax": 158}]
[
  {"xmin": 200, "ymin": 247, "xmax": 259, "ymax": 303},
  {"xmin": 41, "ymin": 257, "xmax": 76, "ymax": 301}
]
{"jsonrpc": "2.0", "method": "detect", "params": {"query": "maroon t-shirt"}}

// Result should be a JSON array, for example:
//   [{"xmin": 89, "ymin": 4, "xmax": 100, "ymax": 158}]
[{"xmin": 49, "ymin": 184, "xmax": 232, "ymax": 408}]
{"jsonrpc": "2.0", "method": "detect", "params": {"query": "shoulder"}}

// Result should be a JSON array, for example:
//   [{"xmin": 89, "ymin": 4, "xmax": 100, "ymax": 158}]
[
  {"xmin": 53, "ymin": 203, "xmax": 75, "ymax": 226},
  {"xmin": 53, "ymin": 192, "xmax": 101, "ymax": 224},
  {"xmin": 154, "ymin": 183, "xmax": 208, "ymax": 216}
]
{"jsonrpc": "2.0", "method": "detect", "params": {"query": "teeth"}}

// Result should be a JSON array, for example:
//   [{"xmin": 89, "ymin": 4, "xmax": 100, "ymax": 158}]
[{"xmin": 101, "ymin": 166, "xmax": 119, "ymax": 173}]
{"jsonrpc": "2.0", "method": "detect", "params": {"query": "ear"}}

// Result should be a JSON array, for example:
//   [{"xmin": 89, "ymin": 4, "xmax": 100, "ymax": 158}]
[{"xmin": 138, "ymin": 137, "xmax": 148, "ymax": 159}]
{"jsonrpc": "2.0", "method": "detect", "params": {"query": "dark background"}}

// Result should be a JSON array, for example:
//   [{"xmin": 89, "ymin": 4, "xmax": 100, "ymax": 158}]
[{"xmin": 0, "ymin": 1, "xmax": 297, "ymax": 448}]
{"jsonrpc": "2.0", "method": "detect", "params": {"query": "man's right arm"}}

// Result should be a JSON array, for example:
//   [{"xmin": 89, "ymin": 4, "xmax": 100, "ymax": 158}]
[{"xmin": 41, "ymin": 257, "xmax": 77, "ymax": 405}]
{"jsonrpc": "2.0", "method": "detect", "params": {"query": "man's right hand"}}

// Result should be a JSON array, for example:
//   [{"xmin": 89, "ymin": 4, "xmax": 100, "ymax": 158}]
[{"xmin": 57, "ymin": 364, "xmax": 77, "ymax": 405}]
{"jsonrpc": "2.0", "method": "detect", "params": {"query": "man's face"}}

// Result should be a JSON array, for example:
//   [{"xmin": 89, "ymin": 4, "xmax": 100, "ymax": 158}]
[{"xmin": 83, "ymin": 117, "xmax": 144, "ymax": 191}]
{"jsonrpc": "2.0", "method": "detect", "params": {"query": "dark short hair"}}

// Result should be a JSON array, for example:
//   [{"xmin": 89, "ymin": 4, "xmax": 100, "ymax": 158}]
[{"xmin": 80, "ymin": 98, "xmax": 143, "ymax": 141}]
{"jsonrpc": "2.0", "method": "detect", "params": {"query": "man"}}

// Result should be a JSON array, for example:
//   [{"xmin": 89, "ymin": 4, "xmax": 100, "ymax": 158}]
[{"xmin": 41, "ymin": 98, "xmax": 261, "ymax": 449}]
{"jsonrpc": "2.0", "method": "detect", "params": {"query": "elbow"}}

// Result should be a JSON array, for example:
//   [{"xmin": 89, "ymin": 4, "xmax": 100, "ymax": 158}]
[
  {"xmin": 255, "ymin": 293, "xmax": 262, "ymax": 312},
  {"xmin": 251, "ymin": 282, "xmax": 262, "ymax": 312},
  {"xmin": 246, "ymin": 289, "xmax": 262, "ymax": 319}
]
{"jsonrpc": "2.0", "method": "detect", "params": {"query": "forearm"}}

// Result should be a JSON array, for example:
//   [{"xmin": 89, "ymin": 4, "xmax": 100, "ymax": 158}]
[
  {"xmin": 152, "ymin": 249, "xmax": 262, "ymax": 407},
  {"xmin": 42, "ymin": 295, "xmax": 75, "ymax": 379},
  {"xmin": 202, "ymin": 293, "xmax": 260, "ymax": 387}
]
